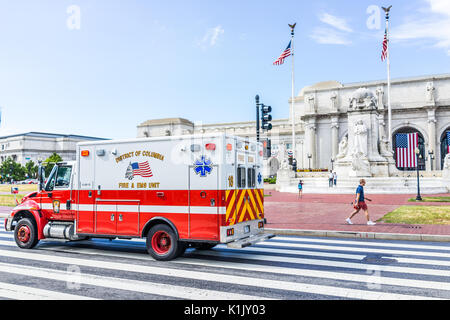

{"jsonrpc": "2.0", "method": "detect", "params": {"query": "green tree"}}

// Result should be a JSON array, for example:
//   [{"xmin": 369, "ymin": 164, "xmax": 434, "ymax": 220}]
[
  {"xmin": 43, "ymin": 153, "xmax": 63, "ymax": 176},
  {"xmin": 0, "ymin": 157, "xmax": 26, "ymax": 182},
  {"xmin": 25, "ymin": 160, "xmax": 38, "ymax": 179}
]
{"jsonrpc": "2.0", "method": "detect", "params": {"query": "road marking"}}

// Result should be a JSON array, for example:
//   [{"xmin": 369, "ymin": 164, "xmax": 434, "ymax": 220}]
[
  {"xmin": 2, "ymin": 234, "xmax": 450, "ymax": 271},
  {"xmin": 0, "ymin": 281, "xmax": 97, "ymax": 300},
  {"xmin": 0, "ymin": 261, "xmax": 268, "ymax": 300},
  {"xmin": 45, "ymin": 244, "xmax": 450, "ymax": 292},
  {"xmin": 11, "ymin": 242, "xmax": 450, "ymax": 293},
  {"xmin": 256, "ymin": 240, "xmax": 450, "ymax": 259},
  {"xmin": 272, "ymin": 236, "xmax": 450, "ymax": 252},
  {"xmin": 0, "ymin": 248, "xmax": 438, "ymax": 300}
]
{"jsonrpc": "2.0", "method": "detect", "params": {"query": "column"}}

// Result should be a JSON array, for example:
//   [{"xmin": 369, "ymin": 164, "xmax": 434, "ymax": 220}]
[
  {"xmin": 427, "ymin": 107, "xmax": 437, "ymax": 171},
  {"xmin": 304, "ymin": 120, "xmax": 317, "ymax": 169},
  {"xmin": 331, "ymin": 117, "xmax": 339, "ymax": 160}
]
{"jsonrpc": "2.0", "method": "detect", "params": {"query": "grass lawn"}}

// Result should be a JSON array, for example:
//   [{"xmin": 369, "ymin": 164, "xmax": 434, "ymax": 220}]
[
  {"xmin": 380, "ymin": 205, "xmax": 450, "ymax": 225},
  {"xmin": 0, "ymin": 184, "xmax": 38, "ymax": 193},
  {"xmin": 0, "ymin": 195, "xmax": 25, "ymax": 207},
  {"xmin": 408, "ymin": 196, "xmax": 450, "ymax": 202}
]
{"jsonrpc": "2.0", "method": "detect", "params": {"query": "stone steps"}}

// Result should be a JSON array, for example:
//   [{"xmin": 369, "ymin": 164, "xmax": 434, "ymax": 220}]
[{"xmin": 277, "ymin": 177, "xmax": 449, "ymax": 194}]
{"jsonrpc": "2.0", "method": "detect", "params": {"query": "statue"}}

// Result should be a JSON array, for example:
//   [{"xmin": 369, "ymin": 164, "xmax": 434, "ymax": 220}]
[
  {"xmin": 307, "ymin": 94, "xmax": 316, "ymax": 113},
  {"xmin": 336, "ymin": 136, "xmax": 348, "ymax": 159},
  {"xmin": 426, "ymin": 82, "xmax": 435, "ymax": 103},
  {"xmin": 379, "ymin": 137, "xmax": 393, "ymax": 157},
  {"xmin": 376, "ymin": 87, "xmax": 384, "ymax": 109},
  {"xmin": 280, "ymin": 159, "xmax": 290, "ymax": 170},
  {"xmin": 353, "ymin": 120, "xmax": 368, "ymax": 156},
  {"xmin": 349, "ymin": 88, "xmax": 376, "ymax": 110},
  {"xmin": 349, "ymin": 120, "xmax": 370, "ymax": 174},
  {"xmin": 330, "ymin": 92, "xmax": 338, "ymax": 111},
  {"xmin": 351, "ymin": 152, "xmax": 370, "ymax": 173},
  {"xmin": 444, "ymin": 154, "xmax": 450, "ymax": 170}
]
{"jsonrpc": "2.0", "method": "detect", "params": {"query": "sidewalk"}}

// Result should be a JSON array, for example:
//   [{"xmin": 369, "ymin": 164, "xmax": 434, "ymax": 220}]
[
  {"xmin": 2, "ymin": 193, "xmax": 450, "ymax": 242},
  {"xmin": 263, "ymin": 190, "xmax": 450, "ymax": 242}
]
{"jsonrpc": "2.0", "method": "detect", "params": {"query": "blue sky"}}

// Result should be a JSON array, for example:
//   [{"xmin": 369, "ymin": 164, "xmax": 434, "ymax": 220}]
[{"xmin": 0, "ymin": 0, "xmax": 448, "ymax": 139}]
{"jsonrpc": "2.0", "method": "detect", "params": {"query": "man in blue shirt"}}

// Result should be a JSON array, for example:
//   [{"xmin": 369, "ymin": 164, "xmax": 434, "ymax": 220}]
[{"xmin": 346, "ymin": 179, "xmax": 376, "ymax": 225}]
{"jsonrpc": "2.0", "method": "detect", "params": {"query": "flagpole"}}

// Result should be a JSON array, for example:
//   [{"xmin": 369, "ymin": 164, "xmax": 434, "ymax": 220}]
[
  {"xmin": 290, "ymin": 23, "xmax": 296, "ymax": 161},
  {"xmin": 383, "ymin": 6, "xmax": 392, "ymax": 147}
]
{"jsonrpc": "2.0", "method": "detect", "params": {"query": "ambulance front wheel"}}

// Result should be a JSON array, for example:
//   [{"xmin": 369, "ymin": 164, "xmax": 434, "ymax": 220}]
[
  {"xmin": 146, "ymin": 224, "xmax": 185, "ymax": 261},
  {"xmin": 14, "ymin": 218, "xmax": 39, "ymax": 249}
]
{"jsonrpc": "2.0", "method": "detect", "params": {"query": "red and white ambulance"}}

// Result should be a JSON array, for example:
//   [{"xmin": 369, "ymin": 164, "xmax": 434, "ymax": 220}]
[{"xmin": 4, "ymin": 134, "xmax": 273, "ymax": 260}]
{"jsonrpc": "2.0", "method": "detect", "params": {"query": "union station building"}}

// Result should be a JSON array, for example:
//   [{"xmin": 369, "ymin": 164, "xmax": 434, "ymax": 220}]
[{"xmin": 137, "ymin": 73, "xmax": 450, "ymax": 177}]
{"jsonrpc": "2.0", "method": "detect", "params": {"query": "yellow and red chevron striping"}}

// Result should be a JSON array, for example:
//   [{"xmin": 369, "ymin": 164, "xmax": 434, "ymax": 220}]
[{"xmin": 225, "ymin": 189, "xmax": 264, "ymax": 226}]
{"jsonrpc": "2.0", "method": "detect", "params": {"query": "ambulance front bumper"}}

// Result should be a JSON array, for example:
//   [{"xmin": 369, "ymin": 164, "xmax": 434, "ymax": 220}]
[
  {"xmin": 220, "ymin": 219, "xmax": 275, "ymax": 248},
  {"xmin": 4, "ymin": 217, "xmax": 13, "ymax": 232}
]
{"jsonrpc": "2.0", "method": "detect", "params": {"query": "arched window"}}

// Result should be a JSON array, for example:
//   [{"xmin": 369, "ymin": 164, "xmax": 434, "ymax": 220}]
[
  {"xmin": 440, "ymin": 128, "xmax": 450, "ymax": 169},
  {"xmin": 393, "ymin": 127, "xmax": 425, "ymax": 171}
]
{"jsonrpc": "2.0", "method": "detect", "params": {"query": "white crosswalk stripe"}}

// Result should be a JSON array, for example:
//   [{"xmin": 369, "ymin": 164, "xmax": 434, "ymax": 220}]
[
  {"xmin": 0, "ymin": 221, "xmax": 449, "ymax": 300},
  {"xmin": 0, "ymin": 281, "xmax": 97, "ymax": 300}
]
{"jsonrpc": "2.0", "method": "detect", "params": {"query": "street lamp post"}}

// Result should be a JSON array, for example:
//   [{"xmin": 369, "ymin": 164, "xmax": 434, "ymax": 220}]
[
  {"xmin": 331, "ymin": 158, "xmax": 335, "ymax": 171},
  {"xmin": 428, "ymin": 150, "xmax": 434, "ymax": 171},
  {"xmin": 415, "ymin": 147, "xmax": 422, "ymax": 201},
  {"xmin": 307, "ymin": 153, "xmax": 312, "ymax": 171}
]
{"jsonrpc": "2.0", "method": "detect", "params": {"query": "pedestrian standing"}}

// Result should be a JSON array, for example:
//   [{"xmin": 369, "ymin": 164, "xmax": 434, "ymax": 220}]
[
  {"xmin": 298, "ymin": 180, "xmax": 303, "ymax": 198},
  {"xmin": 328, "ymin": 171, "xmax": 334, "ymax": 187},
  {"xmin": 333, "ymin": 171, "xmax": 337, "ymax": 186},
  {"xmin": 346, "ymin": 179, "xmax": 376, "ymax": 225}
]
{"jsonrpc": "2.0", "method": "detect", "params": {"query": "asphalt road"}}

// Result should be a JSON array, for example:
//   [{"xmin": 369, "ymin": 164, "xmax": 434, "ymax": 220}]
[{"xmin": 0, "ymin": 220, "xmax": 449, "ymax": 300}]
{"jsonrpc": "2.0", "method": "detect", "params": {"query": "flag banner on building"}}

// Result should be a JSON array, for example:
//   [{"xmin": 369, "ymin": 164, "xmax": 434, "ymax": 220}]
[
  {"xmin": 273, "ymin": 40, "xmax": 292, "ymax": 65},
  {"xmin": 447, "ymin": 131, "xmax": 450, "ymax": 154},
  {"xmin": 395, "ymin": 132, "xmax": 418, "ymax": 168},
  {"xmin": 381, "ymin": 28, "xmax": 388, "ymax": 62}
]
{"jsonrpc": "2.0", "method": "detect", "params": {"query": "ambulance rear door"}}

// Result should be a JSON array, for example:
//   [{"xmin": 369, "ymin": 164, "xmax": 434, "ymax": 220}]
[{"xmin": 188, "ymin": 135, "xmax": 221, "ymax": 240}]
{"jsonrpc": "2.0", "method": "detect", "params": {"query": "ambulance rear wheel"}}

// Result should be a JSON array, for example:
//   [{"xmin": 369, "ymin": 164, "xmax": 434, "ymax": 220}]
[
  {"xmin": 14, "ymin": 218, "xmax": 39, "ymax": 249},
  {"xmin": 146, "ymin": 224, "xmax": 183, "ymax": 261}
]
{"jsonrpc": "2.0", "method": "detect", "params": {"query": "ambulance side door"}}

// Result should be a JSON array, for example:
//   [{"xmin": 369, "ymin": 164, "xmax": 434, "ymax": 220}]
[{"xmin": 76, "ymin": 146, "xmax": 96, "ymax": 234}]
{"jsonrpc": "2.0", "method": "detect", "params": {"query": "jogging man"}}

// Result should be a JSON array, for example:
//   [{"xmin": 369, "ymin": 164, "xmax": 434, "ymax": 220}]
[{"xmin": 346, "ymin": 179, "xmax": 376, "ymax": 226}]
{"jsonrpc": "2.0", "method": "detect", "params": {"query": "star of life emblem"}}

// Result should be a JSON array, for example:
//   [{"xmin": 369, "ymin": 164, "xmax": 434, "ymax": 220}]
[{"xmin": 194, "ymin": 156, "xmax": 213, "ymax": 177}]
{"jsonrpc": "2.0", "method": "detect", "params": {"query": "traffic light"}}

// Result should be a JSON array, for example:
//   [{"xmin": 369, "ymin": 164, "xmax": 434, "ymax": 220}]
[
  {"xmin": 261, "ymin": 104, "xmax": 272, "ymax": 131},
  {"xmin": 262, "ymin": 139, "xmax": 271, "ymax": 158}
]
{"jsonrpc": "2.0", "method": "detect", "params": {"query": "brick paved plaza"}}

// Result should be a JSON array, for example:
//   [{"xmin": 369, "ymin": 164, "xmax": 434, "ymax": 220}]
[{"xmin": 264, "ymin": 191, "xmax": 450, "ymax": 236}]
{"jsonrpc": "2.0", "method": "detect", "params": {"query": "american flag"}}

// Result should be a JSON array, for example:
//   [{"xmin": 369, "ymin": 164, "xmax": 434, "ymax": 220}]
[
  {"xmin": 273, "ymin": 40, "xmax": 292, "ymax": 66},
  {"xmin": 131, "ymin": 161, "xmax": 153, "ymax": 178},
  {"xmin": 381, "ymin": 28, "xmax": 388, "ymax": 62},
  {"xmin": 395, "ymin": 133, "xmax": 418, "ymax": 168},
  {"xmin": 446, "ymin": 131, "xmax": 450, "ymax": 154}
]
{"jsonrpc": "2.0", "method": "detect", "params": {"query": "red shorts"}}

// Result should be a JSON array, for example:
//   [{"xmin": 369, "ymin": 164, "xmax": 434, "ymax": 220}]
[{"xmin": 355, "ymin": 201, "xmax": 368, "ymax": 211}]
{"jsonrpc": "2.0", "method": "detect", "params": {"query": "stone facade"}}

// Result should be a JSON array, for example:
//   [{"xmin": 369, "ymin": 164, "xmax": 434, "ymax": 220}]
[
  {"xmin": 137, "ymin": 74, "xmax": 450, "ymax": 177},
  {"xmin": 0, "ymin": 132, "xmax": 107, "ymax": 165},
  {"xmin": 295, "ymin": 74, "xmax": 450, "ymax": 172}
]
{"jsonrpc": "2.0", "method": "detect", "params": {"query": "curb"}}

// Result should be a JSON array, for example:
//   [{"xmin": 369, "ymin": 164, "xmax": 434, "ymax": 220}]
[
  {"xmin": 2, "ymin": 212, "xmax": 449, "ymax": 242},
  {"xmin": 264, "ymin": 228, "xmax": 450, "ymax": 242}
]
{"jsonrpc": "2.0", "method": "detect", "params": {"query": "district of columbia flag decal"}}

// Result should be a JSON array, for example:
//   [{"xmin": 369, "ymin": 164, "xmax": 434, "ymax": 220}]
[
  {"xmin": 131, "ymin": 161, "xmax": 153, "ymax": 178},
  {"xmin": 395, "ymin": 132, "xmax": 418, "ymax": 168},
  {"xmin": 273, "ymin": 40, "xmax": 292, "ymax": 66}
]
